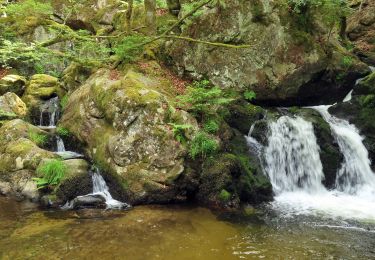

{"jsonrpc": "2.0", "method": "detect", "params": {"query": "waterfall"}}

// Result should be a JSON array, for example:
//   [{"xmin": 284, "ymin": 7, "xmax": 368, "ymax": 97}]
[
  {"xmin": 313, "ymin": 106, "xmax": 375, "ymax": 195},
  {"xmin": 62, "ymin": 167, "xmax": 130, "ymax": 210},
  {"xmin": 264, "ymin": 116, "xmax": 325, "ymax": 194},
  {"xmin": 261, "ymin": 111, "xmax": 375, "ymax": 220},
  {"xmin": 56, "ymin": 136, "xmax": 66, "ymax": 152},
  {"xmin": 39, "ymin": 97, "xmax": 60, "ymax": 127},
  {"xmin": 91, "ymin": 167, "xmax": 127, "ymax": 209}
]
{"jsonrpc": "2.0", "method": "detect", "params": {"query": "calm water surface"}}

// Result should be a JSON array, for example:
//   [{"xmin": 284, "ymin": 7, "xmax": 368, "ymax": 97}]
[{"xmin": 0, "ymin": 196, "xmax": 374, "ymax": 259}]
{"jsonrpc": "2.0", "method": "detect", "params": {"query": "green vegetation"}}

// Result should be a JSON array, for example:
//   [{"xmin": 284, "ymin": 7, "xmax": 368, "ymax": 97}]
[
  {"xmin": 33, "ymin": 159, "xmax": 66, "ymax": 189},
  {"xmin": 60, "ymin": 95, "xmax": 69, "ymax": 111},
  {"xmin": 56, "ymin": 127, "xmax": 70, "ymax": 137},
  {"xmin": 28, "ymin": 130, "xmax": 47, "ymax": 146},
  {"xmin": 114, "ymin": 35, "xmax": 149, "ymax": 63},
  {"xmin": 218, "ymin": 189, "xmax": 231, "ymax": 202},
  {"xmin": 189, "ymin": 131, "xmax": 219, "ymax": 159},
  {"xmin": 342, "ymin": 55, "xmax": 353, "ymax": 69},
  {"xmin": 176, "ymin": 80, "xmax": 233, "ymax": 119},
  {"xmin": 168, "ymin": 123, "xmax": 192, "ymax": 144},
  {"xmin": 203, "ymin": 119, "xmax": 219, "ymax": 134},
  {"xmin": 244, "ymin": 90, "xmax": 256, "ymax": 102}
]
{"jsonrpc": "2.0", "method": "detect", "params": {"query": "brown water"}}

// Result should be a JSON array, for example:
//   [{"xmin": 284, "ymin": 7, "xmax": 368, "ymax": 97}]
[{"xmin": 0, "ymin": 196, "xmax": 374, "ymax": 259}]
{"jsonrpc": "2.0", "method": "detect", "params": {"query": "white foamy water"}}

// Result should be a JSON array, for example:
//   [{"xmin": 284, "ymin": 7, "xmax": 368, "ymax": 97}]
[
  {"xmin": 262, "ymin": 108, "xmax": 375, "ymax": 221},
  {"xmin": 91, "ymin": 167, "xmax": 129, "ymax": 209}
]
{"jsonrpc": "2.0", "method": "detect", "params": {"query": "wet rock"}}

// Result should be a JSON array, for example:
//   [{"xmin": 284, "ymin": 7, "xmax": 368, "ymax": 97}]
[
  {"xmin": 0, "ymin": 75, "xmax": 27, "ymax": 96},
  {"xmin": 55, "ymin": 159, "xmax": 92, "ymax": 202}
]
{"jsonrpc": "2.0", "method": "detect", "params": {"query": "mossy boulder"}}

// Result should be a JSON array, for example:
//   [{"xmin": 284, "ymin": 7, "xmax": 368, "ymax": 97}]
[
  {"xmin": 0, "ymin": 75, "xmax": 27, "ymax": 96},
  {"xmin": 22, "ymin": 74, "xmax": 65, "ymax": 122},
  {"xmin": 165, "ymin": 0, "xmax": 369, "ymax": 106},
  {"xmin": 0, "ymin": 92, "xmax": 28, "ymax": 121},
  {"xmin": 55, "ymin": 159, "xmax": 92, "ymax": 202},
  {"xmin": 60, "ymin": 69, "xmax": 198, "ymax": 205},
  {"xmin": 0, "ymin": 119, "xmax": 57, "ymax": 200}
]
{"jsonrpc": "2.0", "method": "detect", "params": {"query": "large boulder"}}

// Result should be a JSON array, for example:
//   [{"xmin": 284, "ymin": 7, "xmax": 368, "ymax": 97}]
[
  {"xmin": 347, "ymin": 1, "xmax": 375, "ymax": 65},
  {"xmin": 164, "ymin": 0, "xmax": 369, "ymax": 106},
  {"xmin": 60, "ymin": 69, "xmax": 198, "ymax": 205},
  {"xmin": 0, "ymin": 75, "xmax": 27, "ymax": 96},
  {"xmin": 0, "ymin": 119, "xmax": 56, "ymax": 200},
  {"xmin": 0, "ymin": 92, "xmax": 28, "ymax": 121}
]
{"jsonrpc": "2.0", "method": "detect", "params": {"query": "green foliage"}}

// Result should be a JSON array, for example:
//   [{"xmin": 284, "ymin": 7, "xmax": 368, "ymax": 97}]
[
  {"xmin": 33, "ymin": 159, "xmax": 66, "ymax": 189},
  {"xmin": 60, "ymin": 95, "xmax": 69, "ymax": 110},
  {"xmin": 176, "ymin": 80, "xmax": 233, "ymax": 118},
  {"xmin": 28, "ymin": 130, "xmax": 47, "ymax": 146},
  {"xmin": 56, "ymin": 127, "xmax": 70, "ymax": 137},
  {"xmin": 244, "ymin": 90, "xmax": 256, "ymax": 101},
  {"xmin": 203, "ymin": 119, "xmax": 219, "ymax": 134},
  {"xmin": 189, "ymin": 131, "xmax": 219, "ymax": 159},
  {"xmin": 4, "ymin": 0, "xmax": 53, "ymax": 21},
  {"xmin": 286, "ymin": 0, "xmax": 350, "ymax": 32},
  {"xmin": 114, "ymin": 35, "xmax": 149, "ymax": 63},
  {"xmin": 169, "ymin": 123, "xmax": 192, "ymax": 144},
  {"xmin": 342, "ymin": 55, "xmax": 353, "ymax": 69},
  {"xmin": 218, "ymin": 189, "xmax": 231, "ymax": 202},
  {"xmin": 156, "ymin": 0, "xmax": 167, "ymax": 8}
]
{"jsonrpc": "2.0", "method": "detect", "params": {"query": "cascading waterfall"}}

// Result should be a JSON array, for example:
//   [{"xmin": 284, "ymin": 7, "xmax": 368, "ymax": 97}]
[
  {"xmin": 314, "ymin": 106, "xmax": 375, "ymax": 195},
  {"xmin": 263, "ymin": 116, "xmax": 325, "ymax": 194},
  {"xmin": 258, "ymin": 108, "xmax": 375, "ymax": 220},
  {"xmin": 56, "ymin": 136, "xmax": 65, "ymax": 152},
  {"xmin": 62, "ymin": 167, "xmax": 130, "ymax": 210},
  {"xmin": 39, "ymin": 96, "xmax": 60, "ymax": 127}
]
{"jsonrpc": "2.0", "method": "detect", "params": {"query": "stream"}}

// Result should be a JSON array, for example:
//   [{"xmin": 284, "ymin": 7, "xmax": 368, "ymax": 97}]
[{"xmin": 0, "ymin": 196, "xmax": 374, "ymax": 259}]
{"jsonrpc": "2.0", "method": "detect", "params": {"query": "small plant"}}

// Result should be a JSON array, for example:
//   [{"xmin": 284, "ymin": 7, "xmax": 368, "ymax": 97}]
[
  {"xmin": 28, "ymin": 129, "xmax": 47, "ymax": 146},
  {"xmin": 56, "ymin": 127, "xmax": 70, "ymax": 137},
  {"xmin": 114, "ymin": 35, "xmax": 149, "ymax": 63},
  {"xmin": 176, "ymin": 80, "xmax": 233, "ymax": 118},
  {"xmin": 218, "ymin": 189, "xmax": 231, "ymax": 202},
  {"xmin": 169, "ymin": 123, "xmax": 192, "ymax": 144},
  {"xmin": 203, "ymin": 119, "xmax": 219, "ymax": 134},
  {"xmin": 60, "ymin": 95, "xmax": 69, "ymax": 110},
  {"xmin": 244, "ymin": 90, "xmax": 256, "ymax": 101},
  {"xmin": 342, "ymin": 56, "xmax": 353, "ymax": 69},
  {"xmin": 189, "ymin": 131, "xmax": 219, "ymax": 159},
  {"xmin": 33, "ymin": 159, "xmax": 66, "ymax": 189}
]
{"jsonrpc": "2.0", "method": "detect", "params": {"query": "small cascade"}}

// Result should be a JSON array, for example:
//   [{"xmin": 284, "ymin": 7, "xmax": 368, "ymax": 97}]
[
  {"xmin": 56, "ymin": 136, "xmax": 65, "ymax": 152},
  {"xmin": 39, "ymin": 96, "xmax": 60, "ymax": 128},
  {"xmin": 54, "ymin": 136, "xmax": 83, "ymax": 160},
  {"xmin": 263, "ymin": 116, "xmax": 325, "ymax": 194},
  {"xmin": 245, "ymin": 124, "xmax": 263, "ymax": 157},
  {"xmin": 313, "ymin": 106, "xmax": 375, "ymax": 195},
  {"xmin": 62, "ymin": 167, "xmax": 130, "ymax": 210},
  {"xmin": 91, "ymin": 167, "xmax": 129, "ymax": 209}
]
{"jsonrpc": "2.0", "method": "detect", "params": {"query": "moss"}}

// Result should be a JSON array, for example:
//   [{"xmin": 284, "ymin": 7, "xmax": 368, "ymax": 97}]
[{"xmin": 218, "ymin": 189, "xmax": 231, "ymax": 202}]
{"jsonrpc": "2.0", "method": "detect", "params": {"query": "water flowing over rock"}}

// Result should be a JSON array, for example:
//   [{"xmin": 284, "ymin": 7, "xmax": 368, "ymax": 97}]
[{"xmin": 259, "ymin": 109, "xmax": 375, "ymax": 220}]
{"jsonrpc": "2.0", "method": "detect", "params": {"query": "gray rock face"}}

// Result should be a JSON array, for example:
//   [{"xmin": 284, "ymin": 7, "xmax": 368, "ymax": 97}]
[
  {"xmin": 0, "ymin": 75, "xmax": 27, "ymax": 96},
  {"xmin": 165, "ymin": 0, "xmax": 369, "ymax": 106}
]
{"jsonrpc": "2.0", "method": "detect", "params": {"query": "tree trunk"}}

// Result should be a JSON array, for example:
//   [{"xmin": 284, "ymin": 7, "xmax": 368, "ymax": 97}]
[
  {"xmin": 144, "ymin": 0, "xmax": 156, "ymax": 35},
  {"xmin": 126, "ymin": 0, "xmax": 133, "ymax": 33},
  {"xmin": 166, "ymin": 0, "xmax": 180, "ymax": 16}
]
